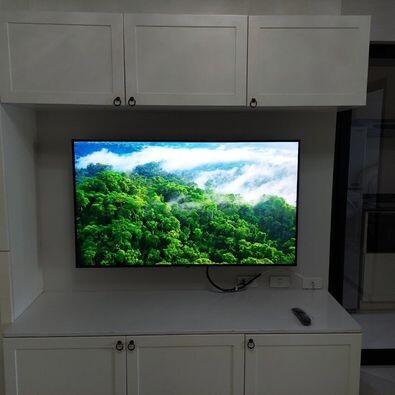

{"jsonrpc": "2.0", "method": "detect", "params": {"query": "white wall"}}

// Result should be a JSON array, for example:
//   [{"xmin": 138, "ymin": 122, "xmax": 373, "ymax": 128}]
[
  {"xmin": 0, "ymin": 0, "xmax": 341, "ymax": 14},
  {"xmin": 0, "ymin": 105, "xmax": 43, "ymax": 320},
  {"xmin": 0, "ymin": 105, "xmax": 42, "ymax": 395},
  {"xmin": 0, "ymin": 332, "xmax": 3, "ymax": 395},
  {"xmin": 0, "ymin": 108, "xmax": 12, "ymax": 328},
  {"xmin": 342, "ymin": 0, "xmax": 395, "ymax": 41},
  {"xmin": 36, "ymin": 109, "xmax": 336, "ymax": 292}
]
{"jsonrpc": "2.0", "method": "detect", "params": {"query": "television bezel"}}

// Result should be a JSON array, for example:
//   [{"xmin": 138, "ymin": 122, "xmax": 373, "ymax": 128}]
[{"xmin": 72, "ymin": 139, "xmax": 300, "ymax": 268}]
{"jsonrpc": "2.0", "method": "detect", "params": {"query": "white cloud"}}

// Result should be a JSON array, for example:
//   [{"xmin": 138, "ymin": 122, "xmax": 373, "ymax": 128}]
[
  {"xmin": 76, "ymin": 144, "xmax": 298, "ymax": 205},
  {"xmin": 196, "ymin": 164, "xmax": 297, "ymax": 205}
]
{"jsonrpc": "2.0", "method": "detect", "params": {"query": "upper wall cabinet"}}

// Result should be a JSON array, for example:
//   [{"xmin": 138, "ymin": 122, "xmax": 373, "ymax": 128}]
[
  {"xmin": 0, "ymin": 13, "xmax": 370, "ymax": 107},
  {"xmin": 123, "ymin": 14, "xmax": 247, "ymax": 106},
  {"xmin": 248, "ymin": 16, "xmax": 371, "ymax": 107},
  {"xmin": 0, "ymin": 12, "xmax": 125, "ymax": 105}
]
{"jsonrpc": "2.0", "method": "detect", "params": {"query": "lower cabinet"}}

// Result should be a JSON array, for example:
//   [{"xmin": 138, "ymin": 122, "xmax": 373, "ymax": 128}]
[
  {"xmin": 245, "ymin": 333, "xmax": 362, "ymax": 395},
  {"xmin": 127, "ymin": 335, "xmax": 244, "ymax": 395},
  {"xmin": 3, "ymin": 336, "xmax": 127, "ymax": 395},
  {"xmin": 3, "ymin": 333, "xmax": 361, "ymax": 395}
]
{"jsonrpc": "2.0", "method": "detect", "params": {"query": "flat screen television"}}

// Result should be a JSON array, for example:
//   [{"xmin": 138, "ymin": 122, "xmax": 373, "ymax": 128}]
[{"xmin": 72, "ymin": 140, "xmax": 299, "ymax": 267}]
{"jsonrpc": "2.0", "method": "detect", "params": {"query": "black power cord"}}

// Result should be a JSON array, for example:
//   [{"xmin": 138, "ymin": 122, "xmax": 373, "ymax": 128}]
[{"xmin": 206, "ymin": 267, "xmax": 262, "ymax": 293}]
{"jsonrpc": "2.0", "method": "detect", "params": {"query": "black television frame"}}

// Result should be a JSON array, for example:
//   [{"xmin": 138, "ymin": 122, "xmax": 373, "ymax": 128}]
[{"xmin": 72, "ymin": 139, "xmax": 301, "ymax": 268}]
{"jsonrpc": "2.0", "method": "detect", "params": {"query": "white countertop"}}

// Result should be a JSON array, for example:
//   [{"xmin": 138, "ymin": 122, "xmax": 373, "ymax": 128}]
[{"xmin": 3, "ymin": 289, "xmax": 361, "ymax": 337}]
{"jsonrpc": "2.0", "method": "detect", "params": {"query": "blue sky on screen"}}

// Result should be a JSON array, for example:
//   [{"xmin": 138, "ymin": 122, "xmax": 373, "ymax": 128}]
[{"xmin": 74, "ymin": 141, "xmax": 299, "ymax": 205}]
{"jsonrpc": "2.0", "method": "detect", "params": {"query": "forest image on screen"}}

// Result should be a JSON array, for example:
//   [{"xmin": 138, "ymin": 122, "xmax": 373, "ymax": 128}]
[{"xmin": 73, "ymin": 141, "xmax": 298, "ymax": 267}]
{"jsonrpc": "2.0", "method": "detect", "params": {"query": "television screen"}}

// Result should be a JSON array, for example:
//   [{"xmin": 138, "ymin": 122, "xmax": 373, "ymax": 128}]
[{"xmin": 73, "ymin": 140, "xmax": 299, "ymax": 267}]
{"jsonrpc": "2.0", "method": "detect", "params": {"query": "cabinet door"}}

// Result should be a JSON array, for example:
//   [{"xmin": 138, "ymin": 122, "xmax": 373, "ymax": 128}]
[
  {"xmin": 245, "ymin": 333, "xmax": 361, "ymax": 395},
  {"xmin": 124, "ymin": 14, "xmax": 247, "ymax": 106},
  {"xmin": 0, "ymin": 12, "xmax": 125, "ymax": 105},
  {"xmin": 127, "ymin": 334, "xmax": 244, "ymax": 395},
  {"xmin": 3, "ymin": 336, "xmax": 127, "ymax": 395},
  {"xmin": 248, "ymin": 16, "xmax": 370, "ymax": 107}
]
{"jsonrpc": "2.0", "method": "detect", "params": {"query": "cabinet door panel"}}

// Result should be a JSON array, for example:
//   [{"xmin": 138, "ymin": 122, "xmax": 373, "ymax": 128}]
[
  {"xmin": 4, "ymin": 336, "xmax": 127, "ymax": 395},
  {"xmin": 248, "ymin": 16, "xmax": 370, "ymax": 106},
  {"xmin": 124, "ymin": 14, "xmax": 247, "ymax": 106},
  {"xmin": 245, "ymin": 333, "xmax": 361, "ymax": 395},
  {"xmin": 127, "ymin": 334, "xmax": 244, "ymax": 395},
  {"xmin": 0, "ymin": 12, "xmax": 125, "ymax": 105}
]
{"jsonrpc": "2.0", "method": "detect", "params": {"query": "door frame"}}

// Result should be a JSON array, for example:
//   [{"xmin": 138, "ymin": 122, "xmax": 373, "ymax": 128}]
[{"xmin": 329, "ymin": 43, "xmax": 395, "ymax": 366}]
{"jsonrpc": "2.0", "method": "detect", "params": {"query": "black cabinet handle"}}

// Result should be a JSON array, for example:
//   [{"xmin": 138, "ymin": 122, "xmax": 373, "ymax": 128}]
[
  {"xmin": 115, "ymin": 340, "xmax": 124, "ymax": 351},
  {"xmin": 127, "ymin": 340, "xmax": 135, "ymax": 351},
  {"xmin": 249, "ymin": 98, "xmax": 258, "ymax": 108},
  {"xmin": 128, "ymin": 96, "xmax": 136, "ymax": 106},
  {"xmin": 247, "ymin": 338, "xmax": 255, "ymax": 350},
  {"xmin": 113, "ymin": 96, "xmax": 122, "ymax": 106}
]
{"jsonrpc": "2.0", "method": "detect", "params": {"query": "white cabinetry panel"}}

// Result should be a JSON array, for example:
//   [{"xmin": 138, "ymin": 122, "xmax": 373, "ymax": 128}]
[
  {"xmin": 4, "ymin": 336, "xmax": 127, "ymax": 395},
  {"xmin": 0, "ymin": 12, "xmax": 125, "ymax": 105},
  {"xmin": 248, "ymin": 16, "xmax": 370, "ymax": 106},
  {"xmin": 245, "ymin": 333, "xmax": 361, "ymax": 395},
  {"xmin": 127, "ymin": 334, "xmax": 244, "ymax": 395},
  {"xmin": 124, "ymin": 14, "xmax": 247, "ymax": 106},
  {"xmin": 0, "ymin": 252, "xmax": 12, "ymax": 325},
  {"xmin": 0, "ymin": 119, "xmax": 8, "ymax": 251},
  {"xmin": 0, "ymin": 13, "xmax": 371, "ymax": 107}
]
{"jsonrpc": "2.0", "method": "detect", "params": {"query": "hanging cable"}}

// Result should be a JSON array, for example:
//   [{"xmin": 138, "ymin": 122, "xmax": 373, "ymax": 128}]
[{"xmin": 206, "ymin": 267, "xmax": 262, "ymax": 293}]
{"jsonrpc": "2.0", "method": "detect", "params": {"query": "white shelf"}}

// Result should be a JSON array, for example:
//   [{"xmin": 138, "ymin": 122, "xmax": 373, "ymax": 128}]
[{"xmin": 3, "ymin": 289, "xmax": 360, "ymax": 337}]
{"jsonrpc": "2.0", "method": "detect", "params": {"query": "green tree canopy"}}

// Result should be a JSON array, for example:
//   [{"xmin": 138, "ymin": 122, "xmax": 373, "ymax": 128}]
[{"xmin": 75, "ymin": 168, "xmax": 296, "ymax": 266}]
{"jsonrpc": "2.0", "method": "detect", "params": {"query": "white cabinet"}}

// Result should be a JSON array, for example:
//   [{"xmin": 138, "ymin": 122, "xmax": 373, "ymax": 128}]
[
  {"xmin": 0, "ymin": 121, "xmax": 8, "ymax": 251},
  {"xmin": 0, "ymin": 252, "xmax": 12, "ymax": 325},
  {"xmin": 3, "ymin": 335, "xmax": 244, "ymax": 395},
  {"xmin": 4, "ymin": 333, "xmax": 361, "ymax": 395},
  {"xmin": 127, "ymin": 335, "xmax": 244, "ymax": 395},
  {"xmin": 0, "ymin": 12, "xmax": 125, "ymax": 105},
  {"xmin": 245, "ymin": 333, "xmax": 361, "ymax": 395},
  {"xmin": 123, "ymin": 14, "xmax": 247, "ymax": 106},
  {"xmin": 248, "ymin": 16, "xmax": 371, "ymax": 107},
  {"xmin": 0, "ymin": 13, "xmax": 371, "ymax": 107},
  {"xmin": 3, "ymin": 336, "xmax": 127, "ymax": 395}
]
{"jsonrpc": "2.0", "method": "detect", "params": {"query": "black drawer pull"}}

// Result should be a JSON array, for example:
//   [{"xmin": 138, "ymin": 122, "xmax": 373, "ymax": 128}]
[
  {"xmin": 249, "ymin": 98, "xmax": 258, "ymax": 108},
  {"xmin": 247, "ymin": 338, "xmax": 255, "ymax": 350},
  {"xmin": 128, "ymin": 340, "xmax": 136, "ymax": 351},
  {"xmin": 113, "ymin": 96, "xmax": 122, "ymax": 106},
  {"xmin": 115, "ymin": 340, "xmax": 124, "ymax": 351}
]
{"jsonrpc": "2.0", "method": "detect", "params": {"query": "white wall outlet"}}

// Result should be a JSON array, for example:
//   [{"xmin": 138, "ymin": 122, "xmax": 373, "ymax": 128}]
[
  {"xmin": 237, "ymin": 276, "xmax": 259, "ymax": 288},
  {"xmin": 269, "ymin": 275, "xmax": 291, "ymax": 288},
  {"xmin": 302, "ymin": 277, "xmax": 323, "ymax": 290}
]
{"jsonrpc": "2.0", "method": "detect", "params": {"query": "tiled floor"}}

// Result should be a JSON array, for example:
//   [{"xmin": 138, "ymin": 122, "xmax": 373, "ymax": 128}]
[
  {"xmin": 360, "ymin": 366, "xmax": 395, "ymax": 395},
  {"xmin": 353, "ymin": 312, "xmax": 395, "ymax": 349}
]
